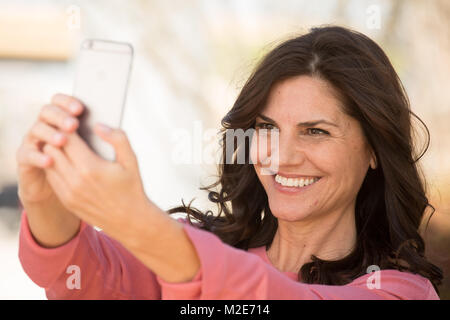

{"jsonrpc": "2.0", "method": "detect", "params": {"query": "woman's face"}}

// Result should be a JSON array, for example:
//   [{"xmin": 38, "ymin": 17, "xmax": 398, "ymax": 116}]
[{"xmin": 251, "ymin": 75, "xmax": 376, "ymax": 222}]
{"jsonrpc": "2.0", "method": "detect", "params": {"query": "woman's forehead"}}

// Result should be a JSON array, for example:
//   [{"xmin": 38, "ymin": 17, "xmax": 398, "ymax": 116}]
[{"xmin": 263, "ymin": 76, "xmax": 345, "ymax": 124}]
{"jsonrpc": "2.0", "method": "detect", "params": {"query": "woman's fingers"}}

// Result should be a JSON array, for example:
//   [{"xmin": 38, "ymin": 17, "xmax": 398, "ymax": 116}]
[
  {"xmin": 51, "ymin": 93, "xmax": 84, "ymax": 116},
  {"xmin": 29, "ymin": 121, "xmax": 67, "ymax": 147},
  {"xmin": 63, "ymin": 132, "xmax": 103, "ymax": 169},
  {"xmin": 39, "ymin": 104, "xmax": 80, "ymax": 133},
  {"xmin": 22, "ymin": 93, "xmax": 84, "ymax": 151},
  {"xmin": 16, "ymin": 146, "xmax": 53, "ymax": 168},
  {"xmin": 42, "ymin": 143, "xmax": 74, "ymax": 176}
]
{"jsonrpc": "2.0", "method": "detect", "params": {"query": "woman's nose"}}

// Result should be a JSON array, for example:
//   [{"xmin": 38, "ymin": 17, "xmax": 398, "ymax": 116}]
[
  {"xmin": 250, "ymin": 129, "xmax": 305, "ymax": 170},
  {"xmin": 275, "ymin": 134, "xmax": 306, "ymax": 168}
]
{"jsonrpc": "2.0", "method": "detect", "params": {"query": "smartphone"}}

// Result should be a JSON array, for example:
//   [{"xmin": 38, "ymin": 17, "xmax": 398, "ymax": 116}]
[{"xmin": 72, "ymin": 39, "xmax": 133, "ymax": 161}]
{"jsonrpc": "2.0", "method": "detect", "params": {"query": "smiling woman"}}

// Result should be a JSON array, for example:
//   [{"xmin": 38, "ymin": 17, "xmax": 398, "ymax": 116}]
[
  {"xmin": 167, "ymin": 25, "xmax": 443, "ymax": 295},
  {"xmin": 17, "ymin": 25, "xmax": 443, "ymax": 300}
]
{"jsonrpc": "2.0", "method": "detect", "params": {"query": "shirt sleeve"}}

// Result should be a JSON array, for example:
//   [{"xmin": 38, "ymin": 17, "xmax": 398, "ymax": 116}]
[
  {"xmin": 18, "ymin": 209, "xmax": 161, "ymax": 300},
  {"xmin": 156, "ymin": 223, "xmax": 440, "ymax": 300}
]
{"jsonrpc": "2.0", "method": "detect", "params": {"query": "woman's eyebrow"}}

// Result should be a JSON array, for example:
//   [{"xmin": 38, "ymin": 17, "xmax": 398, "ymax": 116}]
[{"xmin": 256, "ymin": 114, "xmax": 339, "ymax": 128}]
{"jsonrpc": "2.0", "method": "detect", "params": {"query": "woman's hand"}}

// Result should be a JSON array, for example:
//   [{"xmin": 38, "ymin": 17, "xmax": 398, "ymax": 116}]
[
  {"xmin": 16, "ymin": 94, "xmax": 83, "ymax": 206},
  {"xmin": 41, "ymin": 118, "xmax": 151, "ymax": 242},
  {"xmin": 40, "ymin": 95, "xmax": 200, "ymax": 282}
]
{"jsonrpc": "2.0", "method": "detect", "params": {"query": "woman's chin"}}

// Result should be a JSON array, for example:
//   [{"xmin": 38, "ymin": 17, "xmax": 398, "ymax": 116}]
[{"xmin": 269, "ymin": 203, "xmax": 315, "ymax": 222}]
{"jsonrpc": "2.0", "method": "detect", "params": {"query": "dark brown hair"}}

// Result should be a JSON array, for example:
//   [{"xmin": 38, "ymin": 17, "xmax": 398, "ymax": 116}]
[{"xmin": 168, "ymin": 25, "xmax": 443, "ymax": 293}]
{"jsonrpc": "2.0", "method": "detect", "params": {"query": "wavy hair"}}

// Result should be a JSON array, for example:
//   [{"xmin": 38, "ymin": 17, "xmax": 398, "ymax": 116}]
[{"xmin": 167, "ymin": 25, "xmax": 443, "ymax": 293}]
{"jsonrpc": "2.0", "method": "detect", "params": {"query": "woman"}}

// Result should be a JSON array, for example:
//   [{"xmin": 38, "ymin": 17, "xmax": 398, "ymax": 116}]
[{"xmin": 17, "ymin": 25, "xmax": 443, "ymax": 299}]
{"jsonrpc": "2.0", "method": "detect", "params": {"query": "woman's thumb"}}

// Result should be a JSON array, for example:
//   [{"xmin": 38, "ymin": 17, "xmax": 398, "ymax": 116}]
[{"xmin": 95, "ymin": 123, "xmax": 137, "ymax": 168}]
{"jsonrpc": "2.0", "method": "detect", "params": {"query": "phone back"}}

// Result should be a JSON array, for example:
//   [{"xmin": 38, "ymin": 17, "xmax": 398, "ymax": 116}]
[{"xmin": 73, "ymin": 39, "xmax": 133, "ymax": 161}]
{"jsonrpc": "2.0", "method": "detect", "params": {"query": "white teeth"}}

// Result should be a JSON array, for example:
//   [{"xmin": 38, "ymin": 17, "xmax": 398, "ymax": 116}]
[{"xmin": 275, "ymin": 174, "xmax": 319, "ymax": 188}]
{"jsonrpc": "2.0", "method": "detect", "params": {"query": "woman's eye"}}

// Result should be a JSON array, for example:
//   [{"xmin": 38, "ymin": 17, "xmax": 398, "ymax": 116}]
[
  {"xmin": 255, "ymin": 122, "xmax": 275, "ymax": 130},
  {"xmin": 307, "ymin": 128, "xmax": 329, "ymax": 135}
]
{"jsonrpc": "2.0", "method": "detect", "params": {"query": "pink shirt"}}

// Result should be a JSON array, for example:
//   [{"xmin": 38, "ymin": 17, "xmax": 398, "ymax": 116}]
[{"xmin": 18, "ymin": 210, "xmax": 439, "ymax": 300}]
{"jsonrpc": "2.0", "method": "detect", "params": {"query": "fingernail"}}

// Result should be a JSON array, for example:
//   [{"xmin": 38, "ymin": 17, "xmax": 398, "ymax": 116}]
[
  {"xmin": 41, "ymin": 155, "xmax": 51, "ymax": 166},
  {"xmin": 53, "ymin": 133, "xmax": 65, "ymax": 144},
  {"xmin": 69, "ymin": 101, "xmax": 81, "ymax": 113},
  {"xmin": 64, "ymin": 118, "xmax": 77, "ymax": 130}
]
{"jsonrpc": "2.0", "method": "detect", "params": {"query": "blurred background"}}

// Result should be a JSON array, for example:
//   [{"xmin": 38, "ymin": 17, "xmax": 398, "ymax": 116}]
[{"xmin": 0, "ymin": 0, "xmax": 449, "ymax": 299}]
